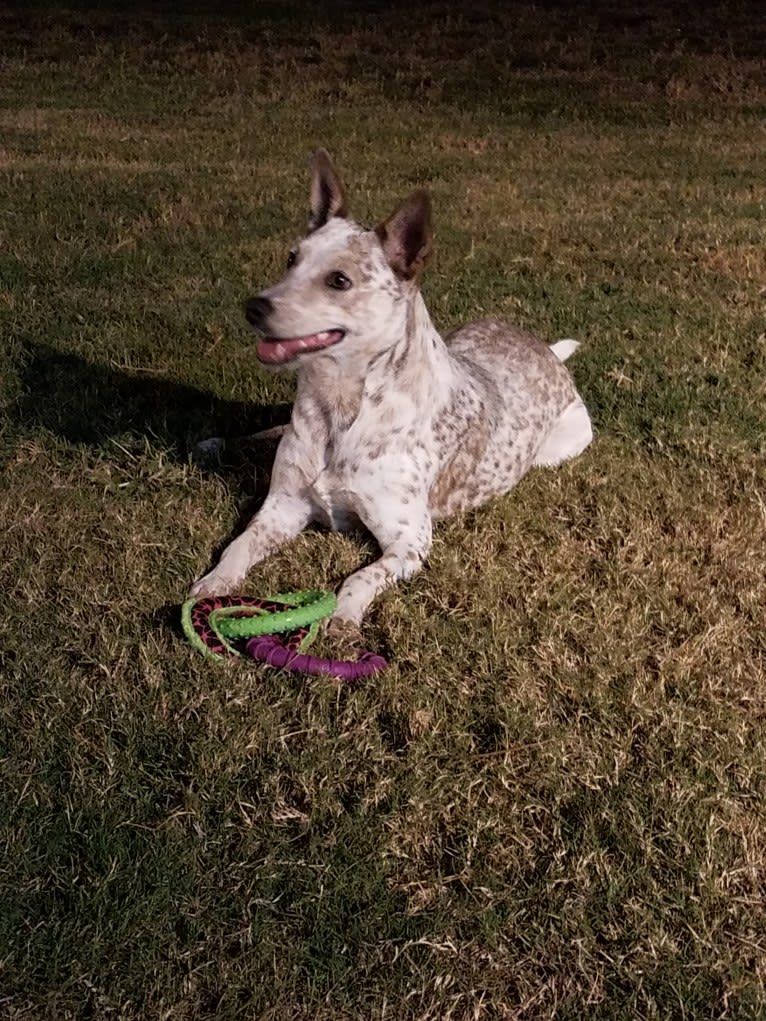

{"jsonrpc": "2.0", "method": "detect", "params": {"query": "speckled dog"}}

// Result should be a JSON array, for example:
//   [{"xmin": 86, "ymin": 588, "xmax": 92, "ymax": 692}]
[{"xmin": 191, "ymin": 150, "xmax": 592, "ymax": 635}]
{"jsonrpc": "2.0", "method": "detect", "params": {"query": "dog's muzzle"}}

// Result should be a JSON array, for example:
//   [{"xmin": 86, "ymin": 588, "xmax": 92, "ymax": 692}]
[{"xmin": 245, "ymin": 295, "xmax": 344, "ymax": 365}]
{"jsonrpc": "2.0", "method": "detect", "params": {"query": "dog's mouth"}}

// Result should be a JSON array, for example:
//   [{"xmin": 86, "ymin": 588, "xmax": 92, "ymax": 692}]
[{"xmin": 255, "ymin": 329, "xmax": 345, "ymax": 365}]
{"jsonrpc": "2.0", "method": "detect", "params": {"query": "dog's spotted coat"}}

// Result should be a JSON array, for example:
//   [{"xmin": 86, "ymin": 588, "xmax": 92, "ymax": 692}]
[{"xmin": 191, "ymin": 150, "xmax": 592, "ymax": 635}]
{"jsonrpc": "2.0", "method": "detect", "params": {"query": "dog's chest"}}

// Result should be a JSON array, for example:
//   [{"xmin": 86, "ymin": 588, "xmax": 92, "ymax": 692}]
[
  {"xmin": 305, "ymin": 418, "xmax": 422, "ymax": 531},
  {"xmin": 308, "ymin": 465, "xmax": 402, "ymax": 531},
  {"xmin": 308, "ymin": 469, "xmax": 359, "ymax": 530}
]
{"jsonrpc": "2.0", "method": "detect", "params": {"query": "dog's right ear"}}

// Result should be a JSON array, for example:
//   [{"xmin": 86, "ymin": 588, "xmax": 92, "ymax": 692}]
[
  {"xmin": 375, "ymin": 190, "xmax": 433, "ymax": 281},
  {"xmin": 308, "ymin": 149, "xmax": 348, "ymax": 233}
]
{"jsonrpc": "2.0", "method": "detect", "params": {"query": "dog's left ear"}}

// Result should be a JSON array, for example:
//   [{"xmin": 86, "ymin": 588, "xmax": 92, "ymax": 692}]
[
  {"xmin": 375, "ymin": 190, "xmax": 433, "ymax": 281},
  {"xmin": 308, "ymin": 148, "xmax": 348, "ymax": 233}
]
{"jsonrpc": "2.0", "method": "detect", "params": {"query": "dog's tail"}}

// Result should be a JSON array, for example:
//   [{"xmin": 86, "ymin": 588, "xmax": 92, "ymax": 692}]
[{"xmin": 549, "ymin": 338, "xmax": 580, "ymax": 362}]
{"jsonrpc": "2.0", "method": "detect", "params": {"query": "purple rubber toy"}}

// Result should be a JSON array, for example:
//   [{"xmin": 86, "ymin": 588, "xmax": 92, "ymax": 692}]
[{"xmin": 246, "ymin": 634, "xmax": 387, "ymax": 680}]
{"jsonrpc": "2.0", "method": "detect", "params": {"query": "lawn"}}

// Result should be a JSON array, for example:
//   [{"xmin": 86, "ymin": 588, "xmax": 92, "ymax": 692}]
[{"xmin": 1, "ymin": 2, "xmax": 765, "ymax": 1018}]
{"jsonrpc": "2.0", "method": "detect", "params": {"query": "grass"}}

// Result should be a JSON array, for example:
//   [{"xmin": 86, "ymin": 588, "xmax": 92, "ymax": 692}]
[{"xmin": 1, "ymin": 1, "xmax": 765, "ymax": 1017}]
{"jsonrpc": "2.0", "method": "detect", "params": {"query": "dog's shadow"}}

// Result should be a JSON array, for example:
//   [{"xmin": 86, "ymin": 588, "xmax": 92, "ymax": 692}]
[
  {"xmin": 14, "ymin": 343, "xmax": 292, "ymax": 493},
  {"xmin": 14, "ymin": 344, "xmax": 298, "ymax": 619}
]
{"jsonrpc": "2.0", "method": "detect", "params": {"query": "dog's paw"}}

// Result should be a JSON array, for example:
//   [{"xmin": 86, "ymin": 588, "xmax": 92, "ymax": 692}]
[
  {"xmin": 325, "ymin": 615, "xmax": 363, "ymax": 654},
  {"xmin": 189, "ymin": 568, "xmax": 243, "ymax": 600}
]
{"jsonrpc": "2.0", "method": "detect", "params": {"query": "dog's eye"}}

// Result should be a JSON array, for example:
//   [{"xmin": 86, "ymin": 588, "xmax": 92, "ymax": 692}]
[
  {"xmin": 286, "ymin": 250, "xmax": 297, "ymax": 269},
  {"xmin": 326, "ymin": 271, "xmax": 352, "ymax": 291}
]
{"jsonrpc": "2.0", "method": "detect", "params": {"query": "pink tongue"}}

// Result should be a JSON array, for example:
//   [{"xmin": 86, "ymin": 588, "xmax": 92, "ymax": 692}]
[{"xmin": 256, "ymin": 330, "xmax": 341, "ymax": 364}]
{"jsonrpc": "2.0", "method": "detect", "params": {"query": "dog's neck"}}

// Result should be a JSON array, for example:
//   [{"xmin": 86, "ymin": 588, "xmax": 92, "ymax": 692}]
[{"xmin": 292, "ymin": 289, "xmax": 454, "ymax": 436}]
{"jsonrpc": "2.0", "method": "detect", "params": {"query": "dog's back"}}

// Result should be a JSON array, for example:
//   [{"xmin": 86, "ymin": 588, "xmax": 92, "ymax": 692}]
[{"xmin": 428, "ymin": 318, "xmax": 584, "ymax": 517}]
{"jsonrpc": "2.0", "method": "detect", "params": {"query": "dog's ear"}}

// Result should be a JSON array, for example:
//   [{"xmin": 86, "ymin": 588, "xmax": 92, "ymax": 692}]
[
  {"xmin": 375, "ymin": 190, "xmax": 433, "ymax": 280},
  {"xmin": 308, "ymin": 148, "xmax": 348, "ymax": 233}
]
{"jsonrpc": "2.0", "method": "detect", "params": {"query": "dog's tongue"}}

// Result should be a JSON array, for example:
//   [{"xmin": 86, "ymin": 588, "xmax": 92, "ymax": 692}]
[{"xmin": 256, "ymin": 330, "xmax": 343, "ymax": 364}]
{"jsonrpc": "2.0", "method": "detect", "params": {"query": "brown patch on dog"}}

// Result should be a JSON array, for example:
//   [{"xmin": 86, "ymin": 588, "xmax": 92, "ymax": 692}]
[{"xmin": 429, "ymin": 420, "xmax": 491, "ymax": 517}]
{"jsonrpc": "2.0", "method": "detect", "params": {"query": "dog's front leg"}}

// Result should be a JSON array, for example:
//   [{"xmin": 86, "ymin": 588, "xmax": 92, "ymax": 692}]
[
  {"xmin": 329, "ymin": 508, "xmax": 433, "ymax": 634},
  {"xmin": 190, "ymin": 491, "xmax": 313, "ymax": 598}
]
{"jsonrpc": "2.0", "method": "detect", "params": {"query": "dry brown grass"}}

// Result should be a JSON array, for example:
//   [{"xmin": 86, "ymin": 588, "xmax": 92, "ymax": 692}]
[{"xmin": 1, "ymin": 2, "xmax": 765, "ymax": 1018}]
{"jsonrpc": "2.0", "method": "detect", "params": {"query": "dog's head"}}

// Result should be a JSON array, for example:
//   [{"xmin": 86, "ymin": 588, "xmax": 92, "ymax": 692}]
[{"xmin": 245, "ymin": 149, "xmax": 433, "ymax": 368}]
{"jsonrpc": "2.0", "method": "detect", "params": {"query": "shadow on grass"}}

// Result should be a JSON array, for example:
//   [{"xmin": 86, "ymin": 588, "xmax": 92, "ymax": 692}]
[
  {"xmin": 14, "ymin": 343, "xmax": 291, "ymax": 479},
  {"xmin": 11, "ymin": 343, "xmax": 300, "ymax": 647}
]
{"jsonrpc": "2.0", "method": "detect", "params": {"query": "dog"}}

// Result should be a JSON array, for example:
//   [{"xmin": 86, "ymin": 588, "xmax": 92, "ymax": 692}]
[{"xmin": 190, "ymin": 149, "xmax": 592, "ymax": 638}]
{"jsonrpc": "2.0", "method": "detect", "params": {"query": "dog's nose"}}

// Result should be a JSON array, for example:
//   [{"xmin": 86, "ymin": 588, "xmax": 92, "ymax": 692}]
[{"xmin": 244, "ymin": 296, "xmax": 274, "ymax": 329}]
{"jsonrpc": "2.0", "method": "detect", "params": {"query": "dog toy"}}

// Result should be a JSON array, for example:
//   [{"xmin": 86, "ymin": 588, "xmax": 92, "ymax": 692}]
[{"xmin": 181, "ymin": 592, "xmax": 387, "ymax": 680}]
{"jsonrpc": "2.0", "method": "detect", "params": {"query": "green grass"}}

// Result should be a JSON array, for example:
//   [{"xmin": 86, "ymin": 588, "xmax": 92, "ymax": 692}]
[{"xmin": 1, "ymin": 2, "xmax": 765, "ymax": 1018}]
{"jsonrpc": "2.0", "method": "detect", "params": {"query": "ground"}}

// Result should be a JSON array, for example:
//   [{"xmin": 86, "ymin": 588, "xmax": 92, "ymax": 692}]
[{"xmin": 1, "ymin": 2, "xmax": 765, "ymax": 1018}]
